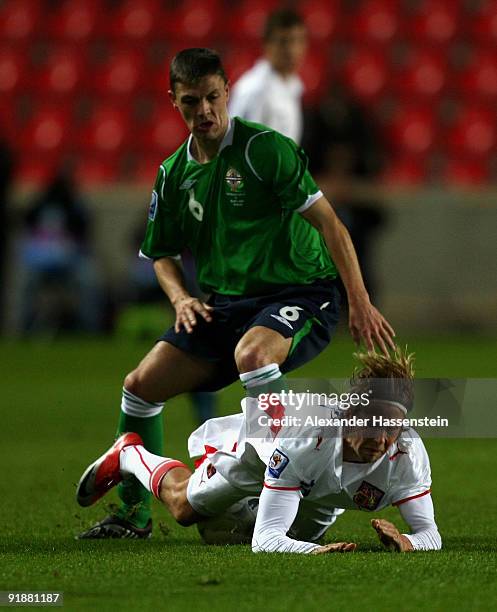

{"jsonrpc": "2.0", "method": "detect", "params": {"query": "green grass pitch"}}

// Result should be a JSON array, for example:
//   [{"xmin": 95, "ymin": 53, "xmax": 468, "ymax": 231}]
[{"xmin": 1, "ymin": 335, "xmax": 497, "ymax": 611}]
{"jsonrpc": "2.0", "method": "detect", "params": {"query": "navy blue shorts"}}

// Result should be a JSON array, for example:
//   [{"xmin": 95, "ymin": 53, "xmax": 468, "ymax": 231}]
[{"xmin": 159, "ymin": 279, "xmax": 341, "ymax": 391}]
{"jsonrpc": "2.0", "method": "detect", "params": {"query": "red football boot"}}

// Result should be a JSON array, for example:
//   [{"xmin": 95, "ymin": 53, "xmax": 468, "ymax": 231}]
[{"xmin": 76, "ymin": 432, "xmax": 143, "ymax": 507}]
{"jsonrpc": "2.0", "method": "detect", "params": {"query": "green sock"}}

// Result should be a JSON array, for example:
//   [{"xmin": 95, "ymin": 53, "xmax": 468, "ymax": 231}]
[{"xmin": 115, "ymin": 410, "xmax": 164, "ymax": 528}]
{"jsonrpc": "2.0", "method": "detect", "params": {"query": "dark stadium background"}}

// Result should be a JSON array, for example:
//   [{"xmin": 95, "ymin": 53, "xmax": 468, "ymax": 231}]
[{"xmin": 1, "ymin": 1, "xmax": 497, "ymax": 610}]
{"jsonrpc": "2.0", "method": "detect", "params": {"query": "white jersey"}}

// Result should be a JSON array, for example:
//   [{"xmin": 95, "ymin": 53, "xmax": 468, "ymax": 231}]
[
  {"xmin": 229, "ymin": 59, "xmax": 304, "ymax": 144},
  {"xmin": 263, "ymin": 430, "xmax": 432, "ymax": 511}
]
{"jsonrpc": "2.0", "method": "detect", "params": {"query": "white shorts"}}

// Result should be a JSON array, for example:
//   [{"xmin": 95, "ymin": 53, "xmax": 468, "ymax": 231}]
[{"xmin": 186, "ymin": 452, "xmax": 262, "ymax": 517}]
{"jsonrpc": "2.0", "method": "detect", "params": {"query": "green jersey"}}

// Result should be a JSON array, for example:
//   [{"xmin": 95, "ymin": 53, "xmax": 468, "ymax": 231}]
[{"xmin": 140, "ymin": 117, "xmax": 337, "ymax": 296}]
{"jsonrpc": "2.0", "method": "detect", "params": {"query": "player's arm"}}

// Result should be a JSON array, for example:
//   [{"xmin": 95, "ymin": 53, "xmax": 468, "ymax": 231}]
[
  {"xmin": 371, "ymin": 493, "xmax": 442, "ymax": 552},
  {"xmin": 153, "ymin": 257, "xmax": 212, "ymax": 334},
  {"xmin": 252, "ymin": 485, "xmax": 356, "ymax": 554},
  {"xmin": 301, "ymin": 197, "xmax": 396, "ymax": 355}
]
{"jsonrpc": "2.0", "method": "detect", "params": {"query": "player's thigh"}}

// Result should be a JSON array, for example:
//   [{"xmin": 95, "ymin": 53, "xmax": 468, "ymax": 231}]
[
  {"xmin": 124, "ymin": 341, "xmax": 216, "ymax": 402},
  {"xmin": 234, "ymin": 326, "xmax": 292, "ymax": 373},
  {"xmin": 186, "ymin": 459, "xmax": 252, "ymax": 517}
]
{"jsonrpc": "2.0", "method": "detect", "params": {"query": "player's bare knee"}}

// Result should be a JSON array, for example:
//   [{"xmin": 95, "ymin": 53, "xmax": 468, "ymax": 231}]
[
  {"xmin": 234, "ymin": 341, "xmax": 271, "ymax": 373},
  {"xmin": 123, "ymin": 369, "xmax": 161, "ymax": 403}
]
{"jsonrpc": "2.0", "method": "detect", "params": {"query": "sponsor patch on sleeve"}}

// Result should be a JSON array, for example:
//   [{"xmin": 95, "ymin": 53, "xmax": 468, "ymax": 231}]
[
  {"xmin": 148, "ymin": 190, "xmax": 158, "ymax": 221},
  {"xmin": 268, "ymin": 448, "xmax": 290, "ymax": 479}
]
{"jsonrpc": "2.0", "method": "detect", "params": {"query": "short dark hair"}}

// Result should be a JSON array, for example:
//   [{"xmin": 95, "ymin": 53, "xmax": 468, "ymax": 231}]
[
  {"xmin": 263, "ymin": 9, "xmax": 305, "ymax": 42},
  {"xmin": 169, "ymin": 48, "xmax": 228, "ymax": 91}
]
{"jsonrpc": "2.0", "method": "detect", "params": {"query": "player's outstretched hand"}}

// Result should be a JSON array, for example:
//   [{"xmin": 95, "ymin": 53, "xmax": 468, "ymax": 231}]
[
  {"xmin": 173, "ymin": 296, "xmax": 213, "ymax": 333},
  {"xmin": 371, "ymin": 519, "xmax": 413, "ymax": 552},
  {"xmin": 311, "ymin": 542, "xmax": 357, "ymax": 554},
  {"xmin": 348, "ymin": 298, "xmax": 396, "ymax": 356}
]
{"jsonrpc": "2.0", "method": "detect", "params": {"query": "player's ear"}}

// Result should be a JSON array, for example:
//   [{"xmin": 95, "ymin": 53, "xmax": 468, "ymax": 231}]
[
  {"xmin": 168, "ymin": 89, "xmax": 177, "ymax": 109},
  {"xmin": 224, "ymin": 80, "xmax": 230, "ymax": 101}
]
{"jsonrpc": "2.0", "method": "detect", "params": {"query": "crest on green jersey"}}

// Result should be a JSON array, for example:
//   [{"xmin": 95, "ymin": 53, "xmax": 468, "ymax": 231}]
[{"xmin": 225, "ymin": 167, "xmax": 244, "ymax": 193}]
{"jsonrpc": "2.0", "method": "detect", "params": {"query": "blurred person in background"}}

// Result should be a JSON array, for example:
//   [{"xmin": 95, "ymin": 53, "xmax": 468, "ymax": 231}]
[
  {"xmin": 303, "ymin": 84, "xmax": 387, "ymax": 301},
  {"xmin": 18, "ymin": 170, "xmax": 103, "ymax": 335},
  {"xmin": 229, "ymin": 8, "xmax": 307, "ymax": 144}
]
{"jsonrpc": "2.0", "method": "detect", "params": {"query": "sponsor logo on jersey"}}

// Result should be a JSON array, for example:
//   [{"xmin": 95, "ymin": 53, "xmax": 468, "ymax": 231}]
[
  {"xmin": 225, "ymin": 167, "xmax": 244, "ymax": 192},
  {"xmin": 268, "ymin": 448, "xmax": 290, "ymax": 479},
  {"xmin": 148, "ymin": 190, "xmax": 158, "ymax": 221},
  {"xmin": 353, "ymin": 481, "xmax": 385, "ymax": 511}
]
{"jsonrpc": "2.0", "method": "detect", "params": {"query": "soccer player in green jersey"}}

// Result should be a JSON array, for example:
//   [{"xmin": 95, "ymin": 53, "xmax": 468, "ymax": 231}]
[{"xmin": 77, "ymin": 48, "xmax": 396, "ymax": 539}]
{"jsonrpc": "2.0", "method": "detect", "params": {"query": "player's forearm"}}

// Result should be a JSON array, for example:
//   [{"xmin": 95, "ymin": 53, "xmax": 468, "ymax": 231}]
[
  {"xmin": 252, "ymin": 488, "xmax": 320, "ymax": 554},
  {"xmin": 403, "ymin": 528, "xmax": 442, "ymax": 551},
  {"xmin": 153, "ymin": 257, "xmax": 191, "ymax": 305},
  {"xmin": 302, "ymin": 199, "xmax": 369, "ymax": 305},
  {"xmin": 321, "ymin": 217, "xmax": 369, "ymax": 305},
  {"xmin": 399, "ymin": 494, "xmax": 442, "ymax": 551}
]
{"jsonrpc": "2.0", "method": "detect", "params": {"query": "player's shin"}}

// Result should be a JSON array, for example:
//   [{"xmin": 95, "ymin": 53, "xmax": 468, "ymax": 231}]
[{"xmin": 115, "ymin": 388, "xmax": 164, "ymax": 528}]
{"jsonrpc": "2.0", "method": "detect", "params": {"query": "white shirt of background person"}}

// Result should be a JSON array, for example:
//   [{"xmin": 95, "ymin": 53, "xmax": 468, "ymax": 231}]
[{"xmin": 229, "ymin": 10, "xmax": 307, "ymax": 145}]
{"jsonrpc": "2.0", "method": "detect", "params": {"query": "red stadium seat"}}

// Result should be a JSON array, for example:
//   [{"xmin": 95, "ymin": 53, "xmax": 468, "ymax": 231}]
[
  {"xmin": 93, "ymin": 50, "xmax": 146, "ymax": 97},
  {"xmin": 140, "ymin": 106, "xmax": 188, "ymax": 158},
  {"xmin": 444, "ymin": 159, "xmax": 490, "ymax": 187},
  {"xmin": 0, "ymin": 0, "xmax": 42, "ymax": 42},
  {"xmin": 471, "ymin": 2, "xmax": 497, "ymax": 45},
  {"xmin": 36, "ymin": 49, "xmax": 87, "ymax": 98},
  {"xmin": 166, "ymin": 0, "xmax": 222, "ymax": 45},
  {"xmin": 48, "ymin": 0, "xmax": 102, "ymax": 43},
  {"xmin": 350, "ymin": 0, "xmax": 400, "ymax": 45},
  {"xmin": 223, "ymin": 47, "xmax": 260, "ymax": 86},
  {"xmin": 457, "ymin": 51, "xmax": 497, "ymax": 102},
  {"xmin": 300, "ymin": 0, "xmax": 339, "ymax": 42},
  {"xmin": 16, "ymin": 157, "xmax": 62, "ymax": 185},
  {"xmin": 381, "ymin": 157, "xmax": 427, "ymax": 185},
  {"xmin": 227, "ymin": 0, "xmax": 280, "ymax": 41},
  {"xmin": 343, "ymin": 49, "xmax": 388, "ymax": 101},
  {"xmin": 410, "ymin": 0, "xmax": 460, "ymax": 45},
  {"xmin": 389, "ymin": 107, "xmax": 438, "ymax": 155},
  {"xmin": 74, "ymin": 156, "xmax": 121, "ymax": 185},
  {"xmin": 300, "ymin": 48, "xmax": 330, "ymax": 104},
  {"xmin": 20, "ymin": 107, "xmax": 73, "ymax": 156},
  {"xmin": 447, "ymin": 106, "xmax": 496, "ymax": 157},
  {"xmin": 133, "ymin": 154, "xmax": 170, "ymax": 184},
  {"xmin": 107, "ymin": 0, "xmax": 161, "ymax": 42},
  {"xmin": 396, "ymin": 49, "xmax": 448, "ymax": 100},
  {"xmin": 79, "ymin": 107, "xmax": 132, "ymax": 155},
  {"xmin": 0, "ymin": 49, "xmax": 28, "ymax": 96}
]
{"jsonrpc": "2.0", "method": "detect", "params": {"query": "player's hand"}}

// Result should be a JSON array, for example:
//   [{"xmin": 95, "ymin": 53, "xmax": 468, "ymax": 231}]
[
  {"xmin": 371, "ymin": 518, "xmax": 413, "ymax": 552},
  {"xmin": 173, "ymin": 296, "xmax": 213, "ymax": 333},
  {"xmin": 311, "ymin": 542, "xmax": 357, "ymax": 554},
  {"xmin": 348, "ymin": 298, "xmax": 396, "ymax": 356}
]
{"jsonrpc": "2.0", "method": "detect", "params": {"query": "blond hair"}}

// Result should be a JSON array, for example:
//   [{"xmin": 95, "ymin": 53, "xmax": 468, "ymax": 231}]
[{"xmin": 350, "ymin": 347, "xmax": 415, "ymax": 412}]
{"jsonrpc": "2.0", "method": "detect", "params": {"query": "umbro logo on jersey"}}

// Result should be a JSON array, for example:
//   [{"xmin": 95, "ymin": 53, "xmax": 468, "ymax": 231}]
[{"xmin": 180, "ymin": 179, "xmax": 196, "ymax": 190}]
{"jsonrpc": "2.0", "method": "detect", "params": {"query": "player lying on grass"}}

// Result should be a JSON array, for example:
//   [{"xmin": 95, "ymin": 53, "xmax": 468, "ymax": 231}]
[{"xmin": 77, "ymin": 349, "xmax": 441, "ymax": 553}]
